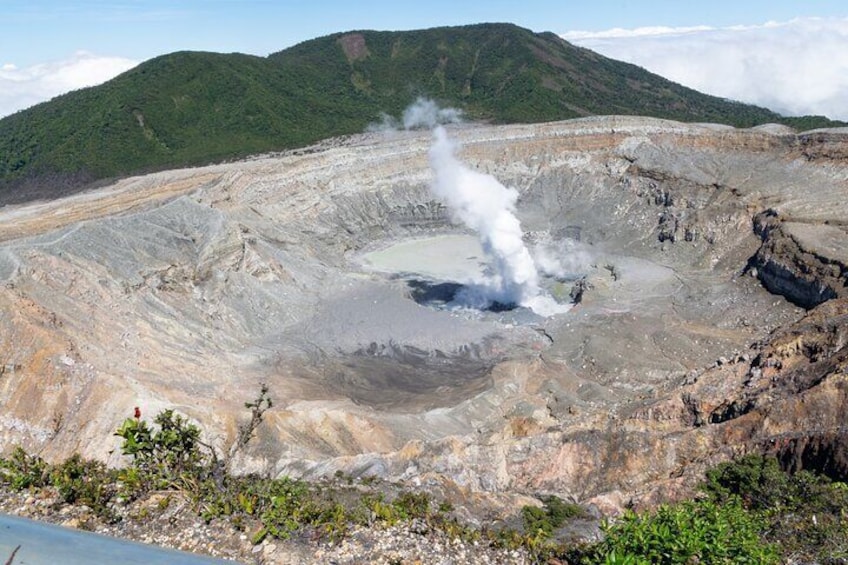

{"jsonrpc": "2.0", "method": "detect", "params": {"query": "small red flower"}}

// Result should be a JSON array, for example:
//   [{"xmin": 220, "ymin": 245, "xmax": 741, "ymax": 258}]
[{"xmin": 133, "ymin": 406, "xmax": 141, "ymax": 420}]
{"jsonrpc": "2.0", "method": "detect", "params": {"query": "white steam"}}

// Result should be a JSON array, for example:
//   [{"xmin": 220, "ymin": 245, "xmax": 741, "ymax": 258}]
[
  {"xmin": 428, "ymin": 125, "xmax": 569, "ymax": 316},
  {"xmin": 367, "ymin": 97, "xmax": 463, "ymax": 132},
  {"xmin": 403, "ymin": 98, "xmax": 462, "ymax": 129},
  {"xmin": 369, "ymin": 98, "xmax": 572, "ymax": 316},
  {"xmin": 533, "ymin": 239, "xmax": 594, "ymax": 279},
  {"xmin": 428, "ymin": 126, "xmax": 538, "ymax": 305}
]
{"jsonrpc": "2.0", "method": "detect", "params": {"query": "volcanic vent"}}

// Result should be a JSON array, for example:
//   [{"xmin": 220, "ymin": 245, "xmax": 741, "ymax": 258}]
[{"xmin": 358, "ymin": 125, "xmax": 574, "ymax": 321}]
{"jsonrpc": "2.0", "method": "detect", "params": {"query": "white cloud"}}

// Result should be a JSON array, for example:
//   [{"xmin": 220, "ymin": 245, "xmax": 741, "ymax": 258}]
[
  {"xmin": 563, "ymin": 25, "xmax": 714, "ymax": 40},
  {"xmin": 563, "ymin": 17, "xmax": 848, "ymax": 122},
  {"xmin": 0, "ymin": 51, "xmax": 138, "ymax": 118}
]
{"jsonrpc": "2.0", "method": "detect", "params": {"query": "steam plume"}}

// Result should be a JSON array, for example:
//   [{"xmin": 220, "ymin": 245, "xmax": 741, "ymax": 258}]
[
  {"xmin": 428, "ymin": 126, "xmax": 541, "ymax": 309},
  {"xmin": 403, "ymin": 98, "xmax": 462, "ymax": 129},
  {"xmin": 368, "ymin": 99, "xmax": 569, "ymax": 315},
  {"xmin": 367, "ymin": 97, "xmax": 462, "ymax": 132}
]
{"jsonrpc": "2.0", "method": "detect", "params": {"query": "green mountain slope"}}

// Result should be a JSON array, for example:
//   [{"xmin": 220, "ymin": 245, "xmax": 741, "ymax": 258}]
[{"xmin": 0, "ymin": 23, "xmax": 841, "ymax": 204}]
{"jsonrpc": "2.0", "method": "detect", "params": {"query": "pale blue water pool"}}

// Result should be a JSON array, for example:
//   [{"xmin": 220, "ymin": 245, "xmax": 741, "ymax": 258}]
[{"xmin": 0, "ymin": 514, "xmax": 240, "ymax": 564}]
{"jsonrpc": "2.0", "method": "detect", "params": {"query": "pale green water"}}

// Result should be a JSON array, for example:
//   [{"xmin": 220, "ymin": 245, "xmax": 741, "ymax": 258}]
[{"xmin": 360, "ymin": 234, "xmax": 488, "ymax": 282}]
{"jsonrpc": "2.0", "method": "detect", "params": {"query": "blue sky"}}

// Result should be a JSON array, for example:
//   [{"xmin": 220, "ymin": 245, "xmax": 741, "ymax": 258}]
[
  {"xmin": 4, "ymin": 0, "xmax": 846, "ymax": 65},
  {"xmin": 2, "ymin": 1, "xmax": 848, "ymax": 119}
]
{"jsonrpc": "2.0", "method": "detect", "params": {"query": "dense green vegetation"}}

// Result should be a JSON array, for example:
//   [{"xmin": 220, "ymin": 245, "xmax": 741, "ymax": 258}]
[
  {"xmin": 587, "ymin": 498, "xmax": 778, "ymax": 564},
  {"xmin": 566, "ymin": 454, "xmax": 848, "ymax": 564},
  {"xmin": 1, "ymin": 23, "xmax": 843, "ymax": 204},
  {"xmin": 1, "ymin": 398, "xmax": 846, "ymax": 564},
  {"xmin": 703, "ymin": 454, "xmax": 848, "ymax": 561}
]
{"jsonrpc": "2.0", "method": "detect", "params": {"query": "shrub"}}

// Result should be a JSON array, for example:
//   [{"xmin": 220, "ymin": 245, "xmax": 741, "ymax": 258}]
[
  {"xmin": 703, "ymin": 454, "xmax": 848, "ymax": 561},
  {"xmin": 252, "ymin": 477, "xmax": 313, "ymax": 541},
  {"xmin": 702, "ymin": 454, "xmax": 789, "ymax": 510},
  {"xmin": 589, "ymin": 497, "xmax": 778, "ymax": 565},
  {"xmin": 0, "ymin": 446, "xmax": 49, "ymax": 490},
  {"xmin": 49, "ymin": 454, "xmax": 116, "ymax": 518},
  {"xmin": 392, "ymin": 491, "xmax": 432, "ymax": 520},
  {"xmin": 522, "ymin": 495, "xmax": 584, "ymax": 537},
  {"xmin": 114, "ymin": 409, "xmax": 206, "ymax": 492}
]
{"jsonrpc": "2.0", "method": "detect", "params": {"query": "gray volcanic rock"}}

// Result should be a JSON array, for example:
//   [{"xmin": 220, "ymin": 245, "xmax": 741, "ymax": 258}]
[
  {"xmin": 0, "ymin": 116, "xmax": 846, "ymax": 511},
  {"xmin": 750, "ymin": 210, "xmax": 848, "ymax": 307}
]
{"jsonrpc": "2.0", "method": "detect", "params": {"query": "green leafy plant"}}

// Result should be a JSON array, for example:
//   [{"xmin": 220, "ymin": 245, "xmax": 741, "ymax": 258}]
[
  {"xmin": 114, "ymin": 409, "xmax": 206, "ymax": 492},
  {"xmin": 391, "ymin": 490, "xmax": 432, "ymax": 520},
  {"xmin": 49, "ymin": 454, "xmax": 115, "ymax": 517},
  {"xmin": 0, "ymin": 446, "xmax": 49, "ymax": 490},
  {"xmin": 702, "ymin": 453, "xmax": 789, "ymax": 509},
  {"xmin": 602, "ymin": 550, "xmax": 650, "ymax": 565},
  {"xmin": 522, "ymin": 495, "xmax": 584, "ymax": 538},
  {"xmin": 254, "ymin": 477, "xmax": 317, "ymax": 541},
  {"xmin": 361, "ymin": 493, "xmax": 402, "ymax": 526},
  {"xmin": 589, "ymin": 497, "xmax": 777, "ymax": 565},
  {"xmin": 703, "ymin": 454, "xmax": 848, "ymax": 562}
]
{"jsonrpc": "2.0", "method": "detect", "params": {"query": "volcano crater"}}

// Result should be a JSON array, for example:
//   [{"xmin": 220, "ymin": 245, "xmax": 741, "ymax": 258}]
[{"xmin": 1, "ymin": 117, "xmax": 846, "ymax": 505}]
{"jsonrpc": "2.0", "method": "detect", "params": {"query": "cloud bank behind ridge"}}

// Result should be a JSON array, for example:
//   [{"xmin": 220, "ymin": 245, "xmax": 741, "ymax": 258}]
[
  {"xmin": 0, "ymin": 51, "xmax": 138, "ymax": 118},
  {"xmin": 563, "ymin": 17, "xmax": 848, "ymax": 122}
]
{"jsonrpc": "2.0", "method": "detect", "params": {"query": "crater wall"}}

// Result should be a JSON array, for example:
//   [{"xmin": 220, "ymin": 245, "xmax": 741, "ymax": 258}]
[{"xmin": 1, "ymin": 117, "xmax": 846, "ymax": 508}]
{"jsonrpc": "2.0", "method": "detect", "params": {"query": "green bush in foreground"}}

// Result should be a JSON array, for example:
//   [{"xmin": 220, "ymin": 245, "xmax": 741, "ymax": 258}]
[
  {"xmin": 578, "ymin": 454, "xmax": 848, "ymax": 564},
  {"xmin": 49, "ymin": 454, "xmax": 116, "ymax": 514},
  {"xmin": 114, "ymin": 408, "xmax": 206, "ymax": 492},
  {"xmin": 588, "ymin": 497, "xmax": 777, "ymax": 565},
  {"xmin": 704, "ymin": 454, "xmax": 848, "ymax": 562},
  {"xmin": 0, "ymin": 446, "xmax": 49, "ymax": 490}
]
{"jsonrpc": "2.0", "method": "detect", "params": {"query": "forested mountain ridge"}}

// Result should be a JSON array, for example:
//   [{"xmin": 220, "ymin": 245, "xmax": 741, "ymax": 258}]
[{"xmin": 0, "ymin": 23, "xmax": 841, "ymax": 204}]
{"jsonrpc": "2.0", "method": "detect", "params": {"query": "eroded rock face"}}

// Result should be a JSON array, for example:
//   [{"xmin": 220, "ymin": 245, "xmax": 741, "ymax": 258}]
[
  {"xmin": 750, "ymin": 210, "xmax": 848, "ymax": 308},
  {"xmin": 0, "ymin": 116, "xmax": 846, "ymax": 511}
]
